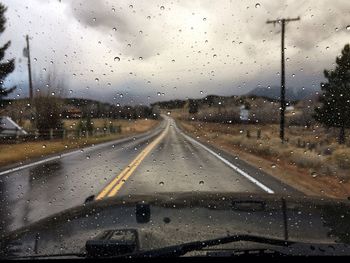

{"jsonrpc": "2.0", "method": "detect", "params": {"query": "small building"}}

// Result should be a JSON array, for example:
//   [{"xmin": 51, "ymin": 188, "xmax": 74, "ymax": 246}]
[
  {"xmin": 0, "ymin": 116, "xmax": 28, "ymax": 137},
  {"xmin": 286, "ymin": 105, "xmax": 295, "ymax": 111},
  {"xmin": 239, "ymin": 105, "xmax": 249, "ymax": 122},
  {"xmin": 66, "ymin": 107, "xmax": 82, "ymax": 119}
]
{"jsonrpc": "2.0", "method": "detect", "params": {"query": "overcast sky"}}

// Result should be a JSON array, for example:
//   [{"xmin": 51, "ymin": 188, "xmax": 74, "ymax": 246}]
[{"xmin": 2, "ymin": 0, "xmax": 350, "ymax": 105}]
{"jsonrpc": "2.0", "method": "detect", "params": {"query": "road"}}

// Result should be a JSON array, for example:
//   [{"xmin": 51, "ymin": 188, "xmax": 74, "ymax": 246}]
[{"xmin": 0, "ymin": 116, "xmax": 299, "ymax": 235}]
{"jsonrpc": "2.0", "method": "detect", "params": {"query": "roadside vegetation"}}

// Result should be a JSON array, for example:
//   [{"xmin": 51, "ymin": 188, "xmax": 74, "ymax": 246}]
[{"xmin": 177, "ymin": 119, "xmax": 350, "ymax": 199}]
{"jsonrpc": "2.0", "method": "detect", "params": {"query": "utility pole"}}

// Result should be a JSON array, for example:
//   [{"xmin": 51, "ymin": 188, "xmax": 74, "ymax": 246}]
[
  {"xmin": 25, "ymin": 35, "xmax": 33, "ymax": 101},
  {"xmin": 266, "ymin": 17, "xmax": 300, "ymax": 143}
]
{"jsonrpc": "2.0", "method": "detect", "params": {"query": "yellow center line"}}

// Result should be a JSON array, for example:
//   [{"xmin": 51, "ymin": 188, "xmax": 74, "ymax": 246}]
[{"xmin": 95, "ymin": 124, "xmax": 169, "ymax": 200}]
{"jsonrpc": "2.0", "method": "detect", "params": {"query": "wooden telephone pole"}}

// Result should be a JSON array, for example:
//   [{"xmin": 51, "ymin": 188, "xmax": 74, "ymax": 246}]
[
  {"xmin": 266, "ymin": 17, "xmax": 300, "ymax": 143},
  {"xmin": 25, "ymin": 35, "xmax": 33, "ymax": 101}
]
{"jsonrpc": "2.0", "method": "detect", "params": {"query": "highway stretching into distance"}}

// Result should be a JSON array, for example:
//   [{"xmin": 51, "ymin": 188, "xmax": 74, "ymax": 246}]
[{"xmin": 0, "ymin": 116, "xmax": 300, "ymax": 235}]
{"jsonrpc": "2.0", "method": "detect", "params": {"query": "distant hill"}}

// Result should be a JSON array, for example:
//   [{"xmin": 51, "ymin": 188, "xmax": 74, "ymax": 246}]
[
  {"xmin": 151, "ymin": 94, "xmax": 281, "ymax": 110},
  {"xmin": 247, "ymin": 86, "xmax": 318, "ymax": 101}
]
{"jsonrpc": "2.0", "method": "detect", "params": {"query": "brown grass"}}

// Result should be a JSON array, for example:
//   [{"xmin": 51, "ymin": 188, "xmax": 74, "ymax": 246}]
[
  {"xmin": 177, "ymin": 119, "xmax": 350, "ymax": 199},
  {"xmin": 0, "ymin": 119, "xmax": 159, "ymax": 167}
]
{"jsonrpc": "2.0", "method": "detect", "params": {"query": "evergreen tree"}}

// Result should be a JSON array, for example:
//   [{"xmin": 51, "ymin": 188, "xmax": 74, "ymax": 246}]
[
  {"xmin": 188, "ymin": 99, "xmax": 198, "ymax": 114},
  {"xmin": 0, "ymin": 3, "xmax": 15, "ymax": 107},
  {"xmin": 314, "ymin": 44, "xmax": 350, "ymax": 144}
]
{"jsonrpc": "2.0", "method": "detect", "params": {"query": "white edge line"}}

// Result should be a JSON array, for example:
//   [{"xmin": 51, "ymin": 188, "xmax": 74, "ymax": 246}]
[
  {"xmin": 0, "ymin": 124, "xmax": 166, "ymax": 176},
  {"xmin": 174, "ymin": 124, "xmax": 274, "ymax": 194},
  {"xmin": 0, "ymin": 150, "xmax": 80, "ymax": 176}
]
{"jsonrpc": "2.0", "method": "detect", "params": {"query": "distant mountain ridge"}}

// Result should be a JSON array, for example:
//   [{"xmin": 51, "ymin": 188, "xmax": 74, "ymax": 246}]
[{"xmin": 247, "ymin": 86, "xmax": 319, "ymax": 101}]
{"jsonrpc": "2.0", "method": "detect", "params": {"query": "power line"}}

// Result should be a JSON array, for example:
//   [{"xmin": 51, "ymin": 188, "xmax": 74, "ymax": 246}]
[{"xmin": 267, "ymin": 17, "xmax": 300, "ymax": 143}]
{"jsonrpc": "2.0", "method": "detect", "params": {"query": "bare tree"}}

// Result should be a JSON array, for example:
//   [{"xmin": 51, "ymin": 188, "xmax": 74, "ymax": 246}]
[{"xmin": 33, "ymin": 69, "xmax": 67, "ymax": 137}]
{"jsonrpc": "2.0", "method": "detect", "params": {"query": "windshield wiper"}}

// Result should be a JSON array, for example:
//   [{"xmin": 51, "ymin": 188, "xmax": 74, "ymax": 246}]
[
  {"xmin": 122, "ymin": 234, "xmax": 296, "ymax": 257},
  {"xmin": 3, "ymin": 234, "xmax": 344, "ymax": 259}
]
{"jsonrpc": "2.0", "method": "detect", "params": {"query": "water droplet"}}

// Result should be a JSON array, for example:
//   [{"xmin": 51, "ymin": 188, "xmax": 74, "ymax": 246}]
[
  {"xmin": 203, "ymin": 17, "xmax": 207, "ymax": 21},
  {"xmin": 271, "ymin": 164, "xmax": 276, "ymax": 168},
  {"xmin": 129, "ymin": 4, "xmax": 133, "ymax": 9},
  {"xmin": 255, "ymin": 3, "xmax": 260, "ymax": 8},
  {"xmin": 160, "ymin": 6, "xmax": 165, "ymax": 10},
  {"xmin": 114, "ymin": 56, "xmax": 120, "ymax": 62},
  {"xmin": 69, "ymin": 90, "xmax": 73, "ymax": 94},
  {"xmin": 51, "ymin": 92, "xmax": 55, "ymax": 96},
  {"xmin": 42, "ymin": 145, "xmax": 46, "ymax": 149},
  {"xmin": 112, "ymin": 27, "xmax": 117, "ymax": 31},
  {"xmin": 139, "ymin": 57, "xmax": 143, "ymax": 60},
  {"xmin": 33, "ymin": 58, "xmax": 37, "ymax": 62},
  {"xmin": 159, "ymin": 181, "xmax": 164, "ymax": 186},
  {"xmin": 199, "ymin": 180, "xmax": 204, "ymax": 185},
  {"xmin": 95, "ymin": 78, "xmax": 99, "ymax": 82},
  {"xmin": 213, "ymin": 54, "xmax": 217, "ymax": 58},
  {"xmin": 92, "ymin": 17, "xmax": 96, "ymax": 22},
  {"xmin": 346, "ymin": 25, "xmax": 350, "ymax": 31},
  {"xmin": 147, "ymin": 15, "xmax": 151, "ymax": 19},
  {"xmin": 86, "ymin": 155, "xmax": 90, "ymax": 160}
]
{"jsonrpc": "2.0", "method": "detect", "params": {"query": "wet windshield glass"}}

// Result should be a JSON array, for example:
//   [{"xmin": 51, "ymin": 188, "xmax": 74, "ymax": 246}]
[{"xmin": 0, "ymin": 0, "xmax": 350, "ymax": 258}]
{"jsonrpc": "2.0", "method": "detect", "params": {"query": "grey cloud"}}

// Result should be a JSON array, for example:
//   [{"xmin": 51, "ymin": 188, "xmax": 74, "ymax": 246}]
[
  {"xmin": 66, "ymin": 0, "xmax": 166, "ymax": 59},
  {"xmin": 246, "ymin": 0, "xmax": 350, "ymax": 51}
]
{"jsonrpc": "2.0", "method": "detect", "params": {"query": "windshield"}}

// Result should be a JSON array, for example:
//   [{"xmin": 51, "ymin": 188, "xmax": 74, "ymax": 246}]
[{"xmin": 1, "ymin": 0, "xmax": 350, "ymax": 258}]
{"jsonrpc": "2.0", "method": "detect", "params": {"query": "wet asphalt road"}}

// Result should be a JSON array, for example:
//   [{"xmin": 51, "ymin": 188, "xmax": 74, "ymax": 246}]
[{"xmin": 0, "ymin": 116, "xmax": 299, "ymax": 235}]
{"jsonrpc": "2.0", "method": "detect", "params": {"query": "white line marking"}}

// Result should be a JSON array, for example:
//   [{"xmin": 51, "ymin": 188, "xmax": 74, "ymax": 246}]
[
  {"xmin": 0, "ymin": 150, "xmax": 80, "ymax": 176},
  {"xmin": 0, "ymin": 124, "xmax": 165, "ymax": 176},
  {"xmin": 174, "ymin": 123, "xmax": 274, "ymax": 194}
]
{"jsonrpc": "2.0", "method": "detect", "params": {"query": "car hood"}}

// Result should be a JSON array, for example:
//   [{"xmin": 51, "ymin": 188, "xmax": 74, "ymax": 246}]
[{"xmin": 1, "ymin": 192, "xmax": 350, "ymax": 257}]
